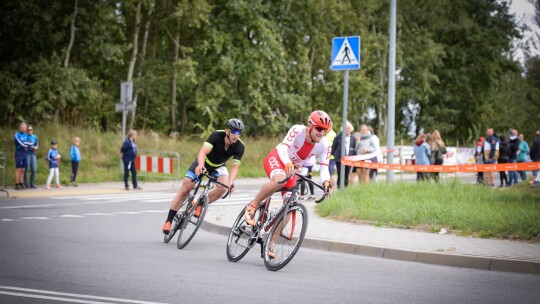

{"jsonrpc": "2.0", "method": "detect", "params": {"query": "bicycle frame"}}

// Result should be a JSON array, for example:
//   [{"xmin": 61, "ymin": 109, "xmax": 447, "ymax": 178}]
[
  {"xmin": 254, "ymin": 173, "xmax": 327, "ymax": 239},
  {"xmin": 181, "ymin": 173, "xmax": 231, "ymax": 211}
]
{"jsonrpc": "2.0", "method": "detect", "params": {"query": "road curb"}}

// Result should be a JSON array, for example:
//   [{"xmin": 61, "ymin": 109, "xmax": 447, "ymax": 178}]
[{"xmin": 200, "ymin": 221, "xmax": 540, "ymax": 275}]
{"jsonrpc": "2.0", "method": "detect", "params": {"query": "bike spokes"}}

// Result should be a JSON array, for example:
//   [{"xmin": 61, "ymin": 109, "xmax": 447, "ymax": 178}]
[{"xmin": 264, "ymin": 204, "xmax": 308, "ymax": 271}]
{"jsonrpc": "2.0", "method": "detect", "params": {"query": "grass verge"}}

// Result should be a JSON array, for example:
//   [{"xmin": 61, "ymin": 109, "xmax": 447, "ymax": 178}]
[
  {"xmin": 317, "ymin": 180, "xmax": 540, "ymax": 241},
  {"xmin": 1, "ymin": 125, "xmax": 277, "ymax": 186}
]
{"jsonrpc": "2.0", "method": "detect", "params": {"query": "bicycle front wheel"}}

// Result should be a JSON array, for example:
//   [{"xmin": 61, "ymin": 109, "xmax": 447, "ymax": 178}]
[
  {"xmin": 226, "ymin": 208, "xmax": 256, "ymax": 262},
  {"xmin": 163, "ymin": 195, "xmax": 193, "ymax": 243},
  {"xmin": 177, "ymin": 195, "xmax": 209, "ymax": 249},
  {"xmin": 263, "ymin": 203, "xmax": 308, "ymax": 271}
]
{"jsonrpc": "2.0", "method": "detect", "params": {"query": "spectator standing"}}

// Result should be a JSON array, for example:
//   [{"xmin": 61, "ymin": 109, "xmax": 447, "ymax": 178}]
[
  {"xmin": 349, "ymin": 131, "xmax": 361, "ymax": 185},
  {"xmin": 432, "ymin": 130, "xmax": 447, "ymax": 182},
  {"xmin": 426, "ymin": 133, "xmax": 436, "ymax": 180},
  {"xmin": 121, "ymin": 130, "xmax": 141, "ymax": 190},
  {"xmin": 46, "ymin": 140, "xmax": 62, "ymax": 190},
  {"xmin": 497, "ymin": 135, "xmax": 510, "ymax": 187},
  {"xmin": 299, "ymin": 155, "xmax": 316, "ymax": 200},
  {"xmin": 484, "ymin": 128, "xmax": 499, "ymax": 187},
  {"xmin": 70, "ymin": 137, "xmax": 81, "ymax": 186},
  {"xmin": 507, "ymin": 129, "xmax": 519, "ymax": 186},
  {"xmin": 331, "ymin": 121, "xmax": 356, "ymax": 189},
  {"xmin": 368, "ymin": 126, "xmax": 381, "ymax": 182},
  {"xmin": 516, "ymin": 133, "xmax": 529, "ymax": 182},
  {"xmin": 354, "ymin": 125, "xmax": 378, "ymax": 184},
  {"xmin": 325, "ymin": 128, "xmax": 337, "ymax": 186},
  {"xmin": 475, "ymin": 136, "xmax": 485, "ymax": 184},
  {"xmin": 530, "ymin": 130, "xmax": 540, "ymax": 177},
  {"xmin": 413, "ymin": 133, "xmax": 431, "ymax": 181},
  {"xmin": 24, "ymin": 125, "xmax": 38, "ymax": 189},
  {"xmin": 14, "ymin": 122, "xmax": 29, "ymax": 190}
]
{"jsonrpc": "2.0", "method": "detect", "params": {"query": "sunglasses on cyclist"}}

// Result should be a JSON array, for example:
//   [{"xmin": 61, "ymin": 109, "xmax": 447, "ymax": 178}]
[
  {"xmin": 314, "ymin": 126, "xmax": 327, "ymax": 133},
  {"xmin": 231, "ymin": 129, "xmax": 242, "ymax": 135}
]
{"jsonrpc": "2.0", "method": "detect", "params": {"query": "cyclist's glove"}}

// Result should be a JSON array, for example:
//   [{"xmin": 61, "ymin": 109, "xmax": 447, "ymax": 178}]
[{"xmin": 323, "ymin": 180, "xmax": 334, "ymax": 196}]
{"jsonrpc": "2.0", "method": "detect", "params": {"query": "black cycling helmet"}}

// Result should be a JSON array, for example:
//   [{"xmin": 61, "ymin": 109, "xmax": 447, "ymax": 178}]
[{"xmin": 226, "ymin": 118, "xmax": 244, "ymax": 131}]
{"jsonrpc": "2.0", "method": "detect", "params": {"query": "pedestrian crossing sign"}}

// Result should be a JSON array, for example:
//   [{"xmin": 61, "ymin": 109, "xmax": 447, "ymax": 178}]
[{"xmin": 331, "ymin": 36, "xmax": 360, "ymax": 70}]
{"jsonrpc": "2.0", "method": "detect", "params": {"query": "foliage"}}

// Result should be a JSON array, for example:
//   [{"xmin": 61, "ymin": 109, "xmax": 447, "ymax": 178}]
[{"xmin": 0, "ymin": 0, "xmax": 537, "ymax": 143}]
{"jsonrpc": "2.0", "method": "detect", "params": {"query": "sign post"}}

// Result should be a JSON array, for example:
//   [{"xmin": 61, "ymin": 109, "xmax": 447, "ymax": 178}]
[
  {"xmin": 116, "ymin": 81, "xmax": 134, "ymax": 143},
  {"xmin": 331, "ymin": 36, "xmax": 360, "ymax": 189}
]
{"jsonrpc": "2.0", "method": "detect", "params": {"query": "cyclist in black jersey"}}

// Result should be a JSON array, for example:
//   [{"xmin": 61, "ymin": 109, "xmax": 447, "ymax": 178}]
[{"xmin": 162, "ymin": 118, "xmax": 245, "ymax": 234}]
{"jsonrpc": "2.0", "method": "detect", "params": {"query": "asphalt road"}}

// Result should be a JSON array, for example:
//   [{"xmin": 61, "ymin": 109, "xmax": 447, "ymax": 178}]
[{"xmin": 0, "ymin": 190, "xmax": 539, "ymax": 304}]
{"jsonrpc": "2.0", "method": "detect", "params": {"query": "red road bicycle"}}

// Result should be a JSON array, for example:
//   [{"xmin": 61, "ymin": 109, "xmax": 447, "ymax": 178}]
[{"xmin": 226, "ymin": 172, "xmax": 330, "ymax": 271}]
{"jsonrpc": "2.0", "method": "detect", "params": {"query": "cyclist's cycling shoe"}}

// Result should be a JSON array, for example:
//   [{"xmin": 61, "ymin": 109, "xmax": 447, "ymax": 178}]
[
  {"xmin": 193, "ymin": 205, "xmax": 202, "ymax": 218},
  {"xmin": 244, "ymin": 203, "xmax": 256, "ymax": 226},
  {"xmin": 162, "ymin": 221, "xmax": 171, "ymax": 234}
]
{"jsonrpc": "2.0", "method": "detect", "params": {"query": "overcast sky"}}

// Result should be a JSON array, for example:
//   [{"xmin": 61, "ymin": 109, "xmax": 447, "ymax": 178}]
[{"xmin": 509, "ymin": 0, "xmax": 539, "ymax": 62}]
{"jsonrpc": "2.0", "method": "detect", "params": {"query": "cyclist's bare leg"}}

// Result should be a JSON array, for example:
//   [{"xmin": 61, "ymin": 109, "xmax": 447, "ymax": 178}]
[
  {"xmin": 268, "ymin": 212, "xmax": 293, "ymax": 259},
  {"xmin": 245, "ymin": 173, "xmax": 286, "ymax": 225},
  {"xmin": 207, "ymin": 175, "xmax": 229, "ymax": 203},
  {"xmin": 251, "ymin": 173, "xmax": 286, "ymax": 209},
  {"xmin": 170, "ymin": 177, "xmax": 196, "ymax": 211}
]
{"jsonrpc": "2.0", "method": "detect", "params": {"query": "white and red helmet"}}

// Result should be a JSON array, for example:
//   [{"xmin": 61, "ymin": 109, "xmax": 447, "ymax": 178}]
[{"xmin": 308, "ymin": 110, "xmax": 332, "ymax": 129}]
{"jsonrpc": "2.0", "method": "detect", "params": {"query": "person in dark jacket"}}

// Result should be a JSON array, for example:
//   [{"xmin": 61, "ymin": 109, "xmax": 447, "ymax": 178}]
[
  {"xmin": 507, "ymin": 129, "xmax": 519, "ymax": 186},
  {"xmin": 331, "ymin": 121, "xmax": 356, "ymax": 189},
  {"xmin": 531, "ymin": 130, "xmax": 540, "ymax": 177},
  {"xmin": 120, "ymin": 130, "xmax": 141, "ymax": 190},
  {"xmin": 498, "ymin": 135, "xmax": 510, "ymax": 187}
]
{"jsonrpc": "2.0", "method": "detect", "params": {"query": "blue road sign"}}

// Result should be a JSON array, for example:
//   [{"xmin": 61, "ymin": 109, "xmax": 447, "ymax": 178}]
[{"xmin": 331, "ymin": 36, "xmax": 361, "ymax": 71}]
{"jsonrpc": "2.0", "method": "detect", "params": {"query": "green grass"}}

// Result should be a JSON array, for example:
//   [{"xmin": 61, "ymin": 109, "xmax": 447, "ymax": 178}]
[
  {"xmin": 317, "ymin": 180, "xmax": 540, "ymax": 241},
  {"xmin": 1, "ymin": 125, "xmax": 277, "ymax": 186}
]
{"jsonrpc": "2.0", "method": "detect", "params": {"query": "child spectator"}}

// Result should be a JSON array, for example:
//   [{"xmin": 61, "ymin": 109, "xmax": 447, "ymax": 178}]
[
  {"xmin": 475, "ymin": 137, "xmax": 485, "ymax": 184},
  {"xmin": 70, "ymin": 137, "xmax": 81, "ymax": 186},
  {"xmin": 413, "ymin": 133, "xmax": 431, "ymax": 181},
  {"xmin": 46, "ymin": 140, "xmax": 62, "ymax": 190}
]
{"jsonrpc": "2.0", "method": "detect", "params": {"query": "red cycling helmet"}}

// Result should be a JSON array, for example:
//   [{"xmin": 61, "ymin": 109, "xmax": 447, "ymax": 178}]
[{"xmin": 308, "ymin": 110, "xmax": 332, "ymax": 129}]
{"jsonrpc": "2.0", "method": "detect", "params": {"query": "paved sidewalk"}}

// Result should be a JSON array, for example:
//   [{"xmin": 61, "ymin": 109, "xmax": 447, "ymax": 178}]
[{"xmin": 2, "ymin": 179, "xmax": 539, "ymax": 275}]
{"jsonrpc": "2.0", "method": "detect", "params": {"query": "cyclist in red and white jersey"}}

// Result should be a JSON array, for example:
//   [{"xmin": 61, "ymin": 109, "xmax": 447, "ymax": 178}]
[{"xmin": 244, "ymin": 110, "xmax": 334, "ymax": 226}]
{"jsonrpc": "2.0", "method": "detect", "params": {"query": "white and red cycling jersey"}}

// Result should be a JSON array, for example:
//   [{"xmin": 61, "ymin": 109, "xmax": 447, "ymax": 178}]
[{"xmin": 263, "ymin": 125, "xmax": 331, "ymax": 188}]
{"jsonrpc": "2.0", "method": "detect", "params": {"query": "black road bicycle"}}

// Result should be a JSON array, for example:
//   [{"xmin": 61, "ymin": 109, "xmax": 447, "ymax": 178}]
[
  {"xmin": 164, "ymin": 173, "xmax": 231, "ymax": 249},
  {"xmin": 226, "ymin": 173, "xmax": 330, "ymax": 271}
]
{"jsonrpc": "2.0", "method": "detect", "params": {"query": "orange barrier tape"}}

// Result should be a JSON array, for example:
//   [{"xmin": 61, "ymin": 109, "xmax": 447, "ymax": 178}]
[{"xmin": 341, "ymin": 157, "xmax": 540, "ymax": 173}]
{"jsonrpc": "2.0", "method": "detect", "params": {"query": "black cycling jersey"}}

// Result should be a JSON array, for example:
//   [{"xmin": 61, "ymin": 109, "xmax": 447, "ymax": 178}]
[{"xmin": 203, "ymin": 131, "xmax": 245, "ymax": 168}]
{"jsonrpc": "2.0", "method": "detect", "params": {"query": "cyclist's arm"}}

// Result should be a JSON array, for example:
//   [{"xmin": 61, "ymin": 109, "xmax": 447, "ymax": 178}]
[
  {"xmin": 228, "ymin": 162, "xmax": 240, "ymax": 190},
  {"xmin": 197, "ymin": 143, "xmax": 213, "ymax": 168},
  {"xmin": 318, "ymin": 140, "xmax": 331, "ymax": 182},
  {"xmin": 276, "ymin": 125, "xmax": 301, "ymax": 165}
]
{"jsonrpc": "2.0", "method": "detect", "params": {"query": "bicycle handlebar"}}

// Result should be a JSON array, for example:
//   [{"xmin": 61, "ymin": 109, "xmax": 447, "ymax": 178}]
[
  {"xmin": 192, "ymin": 172, "xmax": 234, "ymax": 199},
  {"xmin": 278, "ymin": 166, "xmax": 332, "ymax": 204}
]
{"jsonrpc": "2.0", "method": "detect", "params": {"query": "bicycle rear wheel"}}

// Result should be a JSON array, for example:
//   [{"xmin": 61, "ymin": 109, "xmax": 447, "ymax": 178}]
[
  {"xmin": 263, "ymin": 203, "xmax": 308, "ymax": 271},
  {"xmin": 226, "ymin": 208, "xmax": 256, "ymax": 262},
  {"xmin": 176, "ymin": 195, "xmax": 209, "ymax": 249},
  {"xmin": 163, "ymin": 195, "xmax": 193, "ymax": 243}
]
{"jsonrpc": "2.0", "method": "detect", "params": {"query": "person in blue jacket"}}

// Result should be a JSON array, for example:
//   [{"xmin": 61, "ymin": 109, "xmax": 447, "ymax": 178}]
[
  {"xmin": 413, "ymin": 133, "xmax": 431, "ymax": 181},
  {"xmin": 120, "ymin": 130, "xmax": 141, "ymax": 190},
  {"xmin": 14, "ymin": 122, "xmax": 29, "ymax": 190},
  {"xmin": 46, "ymin": 140, "xmax": 62, "ymax": 190},
  {"xmin": 70, "ymin": 137, "xmax": 81, "ymax": 186},
  {"xmin": 24, "ymin": 125, "xmax": 38, "ymax": 189}
]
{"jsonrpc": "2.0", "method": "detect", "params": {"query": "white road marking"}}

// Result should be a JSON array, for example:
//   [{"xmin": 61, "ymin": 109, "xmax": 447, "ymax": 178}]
[
  {"xmin": 0, "ymin": 285, "xmax": 168, "ymax": 304},
  {"xmin": 1, "ymin": 219, "xmax": 18, "ymax": 222},
  {"xmin": 59, "ymin": 214, "xmax": 85, "ymax": 218},
  {"xmin": 82, "ymin": 213, "xmax": 114, "ymax": 216},
  {"xmin": 20, "ymin": 217, "xmax": 49, "ymax": 220}
]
